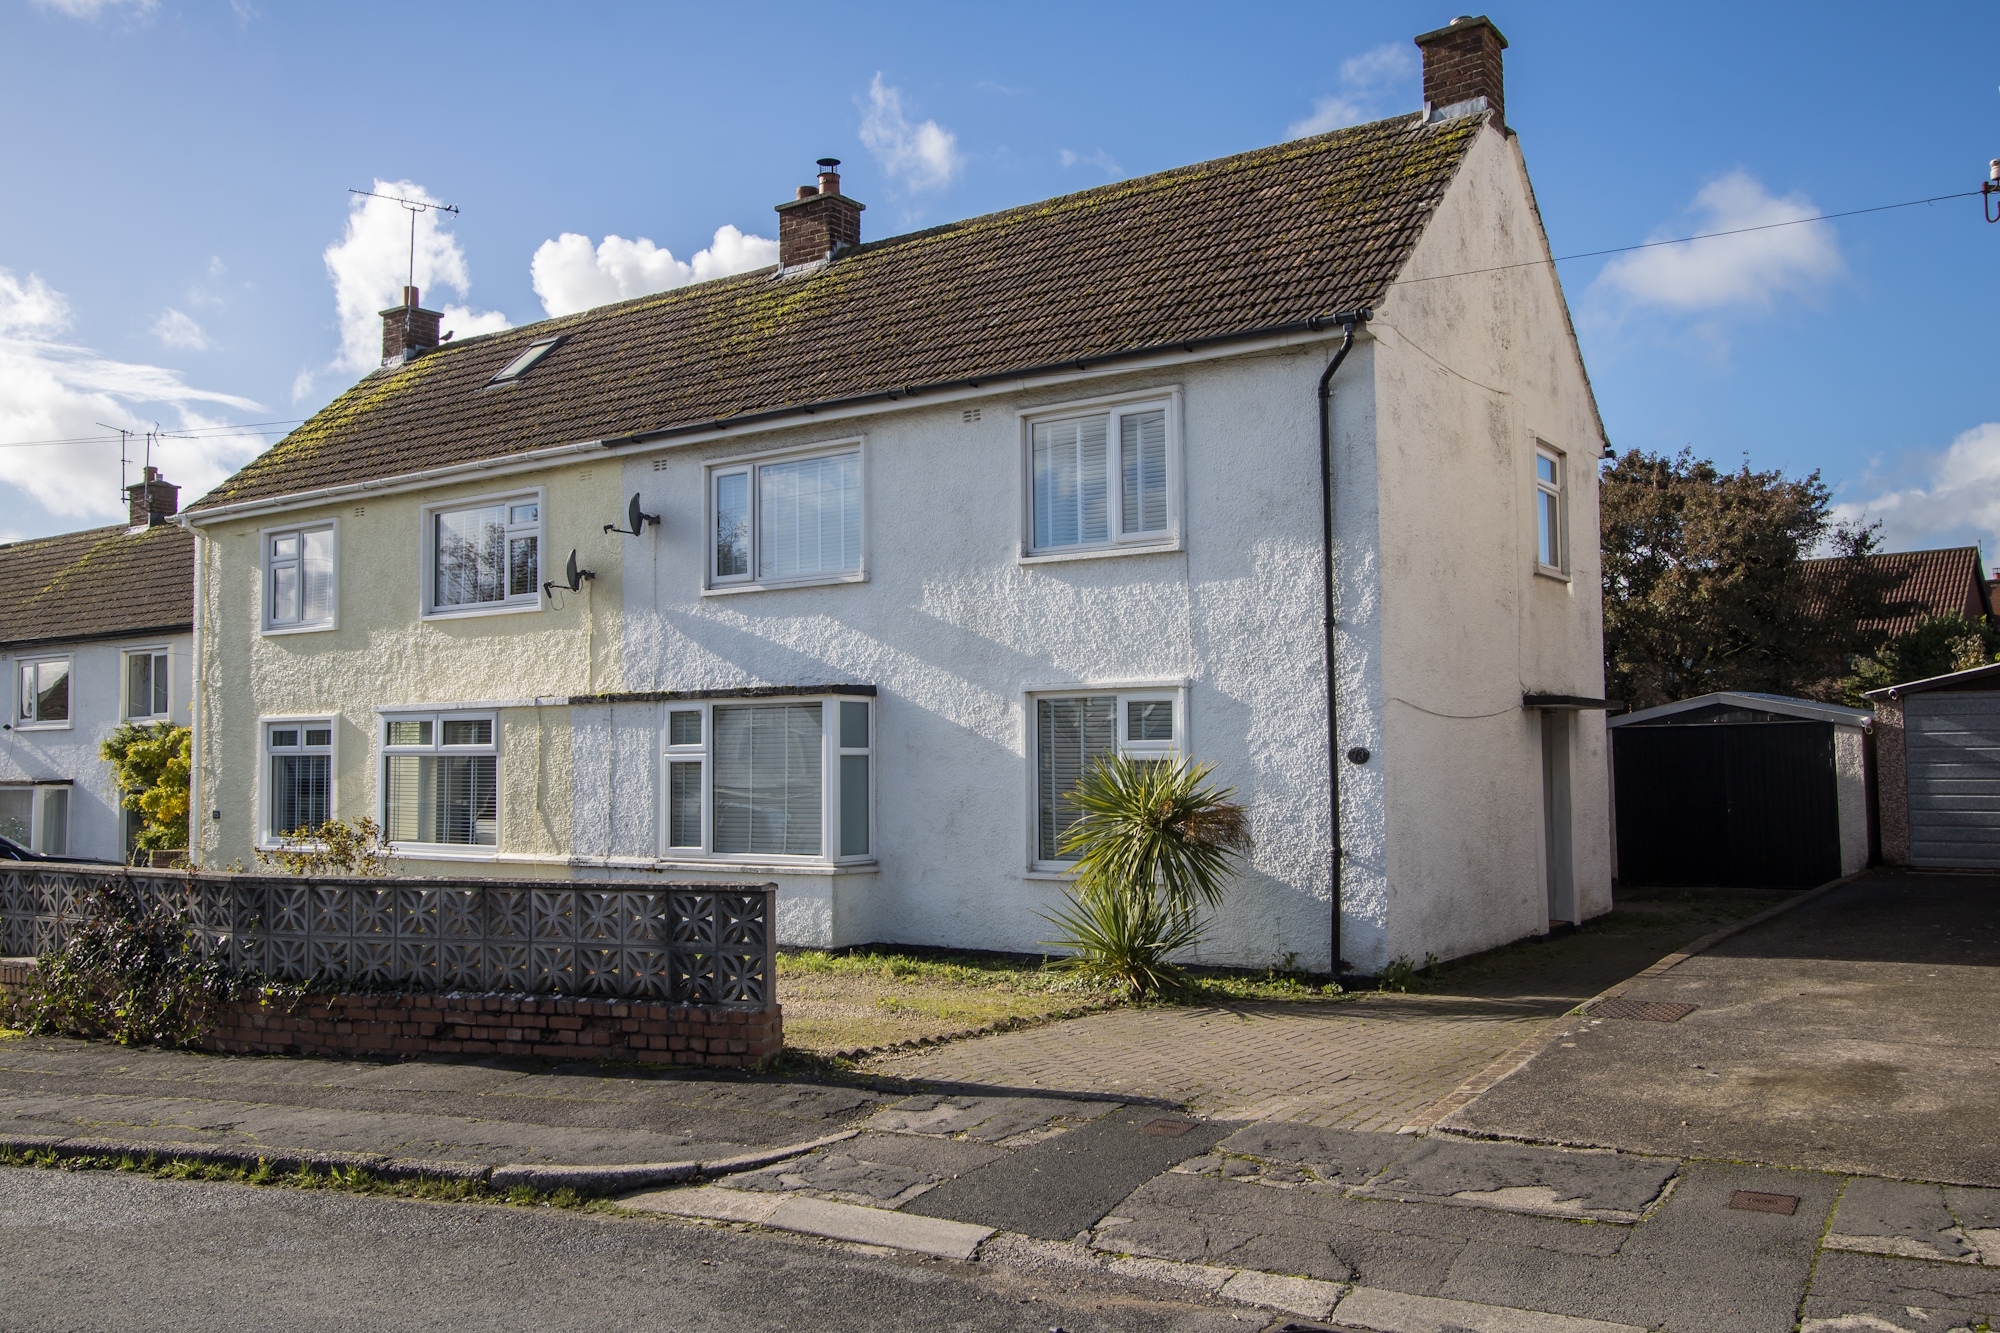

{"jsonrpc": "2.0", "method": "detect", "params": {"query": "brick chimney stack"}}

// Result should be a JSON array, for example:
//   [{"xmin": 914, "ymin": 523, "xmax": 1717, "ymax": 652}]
[
  {"xmin": 127, "ymin": 466, "xmax": 179, "ymax": 528},
  {"xmin": 380, "ymin": 285, "xmax": 443, "ymax": 365},
  {"xmin": 1414, "ymin": 14, "xmax": 1508, "ymax": 129},
  {"xmin": 775, "ymin": 158, "xmax": 865, "ymax": 271}
]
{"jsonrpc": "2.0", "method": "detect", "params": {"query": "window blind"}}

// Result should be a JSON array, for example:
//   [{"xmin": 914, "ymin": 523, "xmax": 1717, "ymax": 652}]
[
  {"xmin": 1037, "ymin": 696, "xmax": 1116, "ymax": 860},
  {"xmin": 712, "ymin": 703, "xmax": 822, "ymax": 856},
  {"xmin": 759, "ymin": 454, "xmax": 861, "ymax": 580},
  {"xmin": 273, "ymin": 754, "xmax": 330, "ymax": 835},
  {"xmin": 384, "ymin": 754, "xmax": 496, "ymax": 845},
  {"xmin": 668, "ymin": 760, "xmax": 702, "ymax": 848},
  {"xmin": 1120, "ymin": 409, "xmax": 1168, "ymax": 534},
  {"xmin": 1033, "ymin": 416, "xmax": 1109, "ymax": 549},
  {"xmin": 302, "ymin": 529, "xmax": 335, "ymax": 622}
]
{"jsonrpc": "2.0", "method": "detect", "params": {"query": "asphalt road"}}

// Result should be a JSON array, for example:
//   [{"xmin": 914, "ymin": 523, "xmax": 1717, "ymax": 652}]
[{"xmin": 0, "ymin": 1166, "xmax": 1251, "ymax": 1333}]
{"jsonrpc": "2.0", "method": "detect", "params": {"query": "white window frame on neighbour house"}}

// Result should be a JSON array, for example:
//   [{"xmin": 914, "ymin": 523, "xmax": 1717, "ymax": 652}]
[
  {"xmin": 379, "ymin": 713, "xmax": 500, "ymax": 856},
  {"xmin": 123, "ymin": 646, "xmax": 171, "ymax": 721},
  {"xmin": 657, "ymin": 694, "xmax": 875, "ymax": 864},
  {"xmin": 704, "ymin": 440, "xmax": 867, "ymax": 594},
  {"xmin": 420, "ymin": 490, "xmax": 545, "ymax": 619},
  {"xmin": 0, "ymin": 782, "xmax": 72, "ymax": 857},
  {"xmin": 261, "ymin": 521, "xmax": 338, "ymax": 634},
  {"xmin": 1020, "ymin": 388, "xmax": 1182, "ymax": 562},
  {"xmin": 1027, "ymin": 684, "xmax": 1187, "ymax": 872},
  {"xmin": 14, "ymin": 655, "xmax": 72, "ymax": 730},
  {"xmin": 261, "ymin": 717, "xmax": 336, "ymax": 846},
  {"xmin": 1534, "ymin": 442, "xmax": 1568, "ymax": 578}
]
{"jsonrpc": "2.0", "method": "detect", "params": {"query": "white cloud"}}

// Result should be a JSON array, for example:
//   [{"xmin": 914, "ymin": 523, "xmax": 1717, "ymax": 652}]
[
  {"xmin": 1834, "ymin": 422, "xmax": 2000, "ymax": 558},
  {"xmin": 529, "ymin": 226, "xmax": 779, "ymax": 318},
  {"xmin": 321, "ymin": 180, "xmax": 510, "ymax": 372},
  {"xmin": 0, "ymin": 268, "xmax": 265, "ymax": 522},
  {"xmin": 151, "ymin": 308, "xmax": 208, "ymax": 350},
  {"xmin": 860, "ymin": 73, "xmax": 962, "ymax": 192},
  {"xmin": 206, "ymin": 255, "xmax": 227, "ymax": 279},
  {"xmin": 1591, "ymin": 171, "xmax": 1843, "ymax": 312},
  {"xmin": 1058, "ymin": 148, "xmax": 1123, "ymax": 178},
  {"xmin": 1291, "ymin": 42, "xmax": 1419, "ymax": 137},
  {"xmin": 31, "ymin": 0, "xmax": 155, "ymax": 16}
]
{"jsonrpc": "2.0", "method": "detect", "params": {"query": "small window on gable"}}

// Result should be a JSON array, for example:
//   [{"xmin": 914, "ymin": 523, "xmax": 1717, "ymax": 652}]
[
  {"xmin": 1535, "ymin": 444, "xmax": 1567, "ymax": 575},
  {"xmin": 488, "ymin": 336, "xmax": 564, "ymax": 384}
]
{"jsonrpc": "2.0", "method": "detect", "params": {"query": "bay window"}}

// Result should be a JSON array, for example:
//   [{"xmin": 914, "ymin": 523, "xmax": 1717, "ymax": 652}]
[
  {"xmin": 660, "ymin": 694, "xmax": 873, "ymax": 861},
  {"xmin": 382, "ymin": 714, "xmax": 498, "ymax": 850},
  {"xmin": 0, "ymin": 783, "xmax": 69, "ymax": 856}
]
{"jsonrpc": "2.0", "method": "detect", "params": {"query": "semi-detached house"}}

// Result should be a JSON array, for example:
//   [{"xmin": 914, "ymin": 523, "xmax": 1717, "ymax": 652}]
[{"xmin": 181, "ymin": 16, "xmax": 1611, "ymax": 976}]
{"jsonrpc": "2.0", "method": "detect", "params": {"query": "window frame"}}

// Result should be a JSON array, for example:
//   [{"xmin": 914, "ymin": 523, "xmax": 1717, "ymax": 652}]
[
  {"xmin": 702, "ymin": 438, "xmax": 868, "ymax": 595},
  {"xmin": 419, "ymin": 488, "xmax": 546, "ymax": 620},
  {"xmin": 378, "ymin": 710, "xmax": 501, "ymax": 857},
  {"xmin": 1534, "ymin": 442, "xmax": 1569, "ymax": 579},
  {"xmin": 1025, "ymin": 682, "xmax": 1189, "ymax": 873},
  {"xmin": 258, "ymin": 714, "xmax": 337, "ymax": 849},
  {"xmin": 260, "ymin": 519, "xmax": 339, "ymax": 635},
  {"xmin": 122, "ymin": 645, "xmax": 172, "ymax": 722},
  {"xmin": 655, "ymin": 694, "xmax": 875, "ymax": 865},
  {"xmin": 14, "ymin": 654, "xmax": 74, "ymax": 730},
  {"xmin": 0, "ymin": 782, "xmax": 72, "ymax": 856},
  {"xmin": 1018, "ymin": 387, "xmax": 1183, "ymax": 563}
]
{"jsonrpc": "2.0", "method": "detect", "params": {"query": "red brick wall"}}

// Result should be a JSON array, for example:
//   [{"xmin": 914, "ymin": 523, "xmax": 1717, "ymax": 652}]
[{"xmin": 777, "ymin": 194, "xmax": 863, "ymax": 269}]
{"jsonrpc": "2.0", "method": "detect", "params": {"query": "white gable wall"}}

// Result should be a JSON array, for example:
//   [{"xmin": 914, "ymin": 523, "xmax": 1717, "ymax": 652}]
[{"xmin": 1362, "ymin": 119, "xmax": 1613, "ymax": 971}]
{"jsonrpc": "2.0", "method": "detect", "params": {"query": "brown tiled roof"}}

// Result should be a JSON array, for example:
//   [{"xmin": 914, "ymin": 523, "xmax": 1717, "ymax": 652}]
[
  {"xmin": 0, "ymin": 523, "xmax": 193, "ymax": 650},
  {"xmin": 191, "ymin": 113, "xmax": 1485, "ymax": 512},
  {"xmin": 1800, "ymin": 546, "xmax": 1990, "ymax": 638}
]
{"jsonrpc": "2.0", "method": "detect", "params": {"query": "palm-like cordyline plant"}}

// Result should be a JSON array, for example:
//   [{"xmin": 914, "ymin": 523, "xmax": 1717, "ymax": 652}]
[{"xmin": 1040, "ymin": 755, "xmax": 1252, "ymax": 997}]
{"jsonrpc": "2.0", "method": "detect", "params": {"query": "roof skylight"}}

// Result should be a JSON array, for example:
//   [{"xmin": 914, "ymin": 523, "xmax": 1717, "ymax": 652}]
[{"xmin": 488, "ymin": 335, "xmax": 564, "ymax": 384}]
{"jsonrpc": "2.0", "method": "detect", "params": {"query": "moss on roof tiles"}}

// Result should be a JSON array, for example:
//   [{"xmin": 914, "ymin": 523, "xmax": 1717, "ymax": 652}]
[
  {"xmin": 0, "ymin": 521, "xmax": 193, "ymax": 648},
  {"xmin": 191, "ymin": 112, "xmax": 1482, "ymax": 513}
]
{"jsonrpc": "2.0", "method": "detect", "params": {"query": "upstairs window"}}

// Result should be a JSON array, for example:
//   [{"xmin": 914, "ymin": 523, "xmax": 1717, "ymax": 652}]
[
  {"xmin": 267, "ymin": 721, "xmax": 333, "ymax": 839},
  {"xmin": 426, "ymin": 494, "xmax": 541, "ymax": 615},
  {"xmin": 125, "ymin": 649, "xmax": 170, "ymax": 720},
  {"xmin": 16, "ymin": 657, "xmax": 70, "ymax": 728},
  {"xmin": 265, "ymin": 525, "xmax": 336, "ymax": 631},
  {"xmin": 1535, "ymin": 445, "xmax": 1567, "ymax": 574},
  {"xmin": 709, "ymin": 445, "xmax": 863, "ymax": 589},
  {"xmin": 1033, "ymin": 688, "xmax": 1181, "ymax": 864},
  {"xmin": 382, "ymin": 714, "xmax": 498, "ymax": 849},
  {"xmin": 1028, "ymin": 398, "xmax": 1175, "ymax": 555}
]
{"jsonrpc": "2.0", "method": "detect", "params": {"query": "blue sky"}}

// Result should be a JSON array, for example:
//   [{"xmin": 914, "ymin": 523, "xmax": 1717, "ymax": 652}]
[{"xmin": 2, "ymin": 1, "xmax": 1997, "ymax": 557}]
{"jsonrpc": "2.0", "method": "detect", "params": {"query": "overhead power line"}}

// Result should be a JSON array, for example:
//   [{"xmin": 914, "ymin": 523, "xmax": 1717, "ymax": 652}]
[{"xmin": 0, "ymin": 419, "xmax": 305, "ymax": 450}]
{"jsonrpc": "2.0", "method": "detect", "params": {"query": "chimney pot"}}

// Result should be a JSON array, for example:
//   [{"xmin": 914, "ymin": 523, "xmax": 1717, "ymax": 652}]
[
  {"xmin": 776, "ymin": 158, "xmax": 865, "ymax": 271},
  {"xmin": 127, "ymin": 467, "xmax": 179, "ymax": 528},
  {"xmin": 1414, "ymin": 13, "xmax": 1508, "ymax": 129},
  {"xmin": 797, "ymin": 185, "xmax": 818, "ymax": 200}
]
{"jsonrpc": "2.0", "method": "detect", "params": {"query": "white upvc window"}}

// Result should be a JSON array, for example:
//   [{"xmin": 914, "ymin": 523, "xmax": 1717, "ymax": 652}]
[
  {"xmin": 263, "ymin": 523, "xmax": 336, "ymax": 632},
  {"xmin": 1535, "ymin": 443, "xmax": 1567, "ymax": 575},
  {"xmin": 381, "ymin": 713, "xmax": 498, "ymax": 851},
  {"xmin": 1023, "ymin": 391, "xmax": 1179, "ymax": 558},
  {"xmin": 1029, "ymin": 686, "xmax": 1185, "ymax": 867},
  {"xmin": 659, "ymin": 695, "xmax": 874, "ymax": 862},
  {"xmin": 264, "ymin": 718, "xmax": 335, "ymax": 841},
  {"xmin": 707, "ymin": 441, "xmax": 865, "ymax": 591},
  {"xmin": 0, "ymin": 783, "xmax": 70, "ymax": 856},
  {"xmin": 422, "ymin": 491, "xmax": 542, "ymax": 617},
  {"xmin": 124, "ymin": 647, "xmax": 171, "ymax": 721},
  {"xmin": 15, "ymin": 656, "xmax": 71, "ymax": 729}
]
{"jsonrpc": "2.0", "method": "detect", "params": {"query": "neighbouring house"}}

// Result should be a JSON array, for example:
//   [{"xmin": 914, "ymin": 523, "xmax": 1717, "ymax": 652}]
[
  {"xmin": 1869, "ymin": 662, "xmax": 2000, "ymax": 869},
  {"xmin": 0, "ymin": 468, "xmax": 194, "ymax": 861},
  {"xmin": 1609, "ymin": 692, "xmax": 1871, "ymax": 889},
  {"xmin": 179, "ymin": 15, "xmax": 1610, "ymax": 975},
  {"xmin": 1802, "ymin": 545, "xmax": 1993, "ymax": 638}
]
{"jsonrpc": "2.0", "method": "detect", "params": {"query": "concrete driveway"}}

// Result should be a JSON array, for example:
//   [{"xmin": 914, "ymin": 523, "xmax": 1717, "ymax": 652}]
[{"xmin": 1445, "ymin": 870, "xmax": 2000, "ymax": 1187}]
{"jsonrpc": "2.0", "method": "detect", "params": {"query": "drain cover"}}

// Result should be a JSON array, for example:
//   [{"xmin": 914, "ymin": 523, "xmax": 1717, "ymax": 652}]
[
  {"xmin": 1728, "ymin": 1190, "xmax": 1799, "ymax": 1215},
  {"xmin": 1139, "ymin": 1119, "xmax": 1196, "ymax": 1137},
  {"xmin": 1588, "ymin": 997, "xmax": 1699, "ymax": 1022}
]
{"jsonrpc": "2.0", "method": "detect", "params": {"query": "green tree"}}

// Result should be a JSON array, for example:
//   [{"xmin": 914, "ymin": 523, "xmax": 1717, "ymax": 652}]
[
  {"xmin": 1601, "ymin": 449, "xmax": 1905, "ymax": 709},
  {"xmin": 1039, "ymin": 755, "xmax": 1252, "ymax": 997},
  {"xmin": 99, "ymin": 722, "xmax": 190, "ymax": 855},
  {"xmin": 1843, "ymin": 612, "xmax": 2000, "ymax": 704}
]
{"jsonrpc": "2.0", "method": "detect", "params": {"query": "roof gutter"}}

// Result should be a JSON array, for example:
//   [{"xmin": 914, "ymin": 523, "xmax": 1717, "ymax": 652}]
[{"xmin": 179, "ymin": 313, "xmax": 1379, "ymax": 525}]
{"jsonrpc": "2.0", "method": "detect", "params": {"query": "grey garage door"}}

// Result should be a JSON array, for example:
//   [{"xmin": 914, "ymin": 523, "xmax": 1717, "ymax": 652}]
[{"xmin": 1907, "ymin": 692, "xmax": 2000, "ymax": 868}]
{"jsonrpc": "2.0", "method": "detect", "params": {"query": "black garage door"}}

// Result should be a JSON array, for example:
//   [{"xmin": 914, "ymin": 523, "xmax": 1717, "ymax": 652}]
[{"xmin": 1613, "ymin": 721, "xmax": 1841, "ymax": 888}]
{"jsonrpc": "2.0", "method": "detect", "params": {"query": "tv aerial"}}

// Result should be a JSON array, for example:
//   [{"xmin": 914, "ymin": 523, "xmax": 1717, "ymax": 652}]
[
  {"xmin": 604, "ymin": 493, "xmax": 661, "ymax": 537},
  {"xmin": 543, "ymin": 549, "xmax": 596, "ymax": 604},
  {"xmin": 348, "ymin": 188, "xmax": 460, "ymax": 290}
]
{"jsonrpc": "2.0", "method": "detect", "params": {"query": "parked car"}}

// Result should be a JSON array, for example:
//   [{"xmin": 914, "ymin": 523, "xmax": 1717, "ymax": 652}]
[{"xmin": 0, "ymin": 833, "xmax": 120, "ymax": 866}]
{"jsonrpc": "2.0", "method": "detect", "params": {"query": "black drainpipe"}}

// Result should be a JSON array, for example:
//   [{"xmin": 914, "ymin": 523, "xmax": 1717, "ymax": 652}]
[{"xmin": 1313, "ymin": 309, "xmax": 1372, "ymax": 982}]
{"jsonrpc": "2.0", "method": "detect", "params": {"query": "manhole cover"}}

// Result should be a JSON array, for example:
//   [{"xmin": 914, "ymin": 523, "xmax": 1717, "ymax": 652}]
[
  {"xmin": 1588, "ymin": 997, "xmax": 1699, "ymax": 1022},
  {"xmin": 1139, "ymin": 1119, "xmax": 1196, "ymax": 1137},
  {"xmin": 1728, "ymin": 1190, "xmax": 1799, "ymax": 1215}
]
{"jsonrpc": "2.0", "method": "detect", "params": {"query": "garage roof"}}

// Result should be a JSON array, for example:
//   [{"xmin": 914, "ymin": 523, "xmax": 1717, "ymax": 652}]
[
  {"xmin": 1612, "ymin": 691, "xmax": 1872, "ymax": 729},
  {"xmin": 1863, "ymin": 661, "xmax": 2000, "ymax": 701}
]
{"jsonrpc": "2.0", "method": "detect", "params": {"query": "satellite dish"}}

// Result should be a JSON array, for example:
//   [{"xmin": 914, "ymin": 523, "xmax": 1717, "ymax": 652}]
[
  {"xmin": 604, "ymin": 492, "xmax": 661, "ymax": 537},
  {"xmin": 542, "ymin": 549, "xmax": 596, "ymax": 602}
]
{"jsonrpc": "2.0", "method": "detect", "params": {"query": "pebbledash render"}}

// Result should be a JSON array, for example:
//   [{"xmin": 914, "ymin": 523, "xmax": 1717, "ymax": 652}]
[{"xmin": 180, "ymin": 16, "xmax": 1611, "ymax": 977}]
